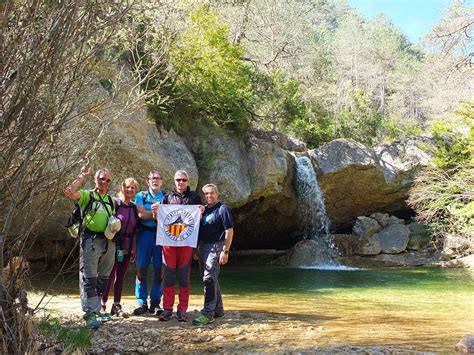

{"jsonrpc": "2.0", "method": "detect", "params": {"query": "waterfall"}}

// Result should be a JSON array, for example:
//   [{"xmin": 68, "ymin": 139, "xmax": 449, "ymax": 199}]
[{"xmin": 295, "ymin": 155, "xmax": 338, "ymax": 265}]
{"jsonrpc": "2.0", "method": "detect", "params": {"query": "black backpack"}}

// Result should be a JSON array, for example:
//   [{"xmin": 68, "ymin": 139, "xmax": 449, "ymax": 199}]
[{"xmin": 65, "ymin": 191, "xmax": 95, "ymax": 238}]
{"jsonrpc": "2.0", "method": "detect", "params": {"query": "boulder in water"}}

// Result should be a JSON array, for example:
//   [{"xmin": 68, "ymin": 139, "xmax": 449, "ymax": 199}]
[{"xmin": 286, "ymin": 240, "xmax": 331, "ymax": 266}]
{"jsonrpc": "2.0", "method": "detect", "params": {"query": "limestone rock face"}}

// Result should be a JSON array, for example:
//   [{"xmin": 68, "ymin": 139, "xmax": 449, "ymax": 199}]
[
  {"xmin": 193, "ymin": 133, "xmax": 251, "ymax": 206},
  {"xmin": 309, "ymin": 138, "xmax": 434, "ymax": 229},
  {"xmin": 193, "ymin": 133, "xmax": 298, "ymax": 249},
  {"xmin": 23, "ymin": 83, "xmax": 440, "ymax": 261}
]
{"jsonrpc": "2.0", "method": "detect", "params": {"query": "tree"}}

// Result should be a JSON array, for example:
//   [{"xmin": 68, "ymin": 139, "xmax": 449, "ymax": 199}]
[
  {"xmin": 169, "ymin": 6, "xmax": 254, "ymax": 131},
  {"xmin": 0, "ymin": 1, "xmax": 150, "ymax": 352},
  {"xmin": 428, "ymin": 0, "xmax": 474, "ymax": 71}
]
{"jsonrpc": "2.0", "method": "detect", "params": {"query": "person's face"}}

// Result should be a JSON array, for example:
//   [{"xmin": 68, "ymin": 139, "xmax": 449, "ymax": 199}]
[
  {"xmin": 123, "ymin": 182, "xmax": 137, "ymax": 200},
  {"xmin": 95, "ymin": 171, "xmax": 111, "ymax": 193},
  {"xmin": 203, "ymin": 187, "xmax": 219, "ymax": 206},
  {"xmin": 174, "ymin": 175, "xmax": 188, "ymax": 192},
  {"xmin": 147, "ymin": 173, "xmax": 162, "ymax": 192}
]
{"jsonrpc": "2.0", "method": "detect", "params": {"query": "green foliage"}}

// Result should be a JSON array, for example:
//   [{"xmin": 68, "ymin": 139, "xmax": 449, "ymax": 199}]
[
  {"xmin": 169, "ymin": 6, "xmax": 253, "ymax": 132},
  {"xmin": 382, "ymin": 116, "xmax": 423, "ymax": 142},
  {"xmin": 429, "ymin": 111, "xmax": 473, "ymax": 169},
  {"xmin": 252, "ymin": 69, "xmax": 334, "ymax": 148},
  {"xmin": 408, "ymin": 102, "xmax": 474, "ymax": 250},
  {"xmin": 408, "ymin": 166, "xmax": 474, "ymax": 245},
  {"xmin": 335, "ymin": 90, "xmax": 384, "ymax": 146},
  {"xmin": 36, "ymin": 316, "xmax": 91, "ymax": 353}
]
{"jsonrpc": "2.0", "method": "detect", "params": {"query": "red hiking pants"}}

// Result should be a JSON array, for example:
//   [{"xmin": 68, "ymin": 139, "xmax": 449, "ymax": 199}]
[{"xmin": 162, "ymin": 246, "xmax": 193, "ymax": 312}]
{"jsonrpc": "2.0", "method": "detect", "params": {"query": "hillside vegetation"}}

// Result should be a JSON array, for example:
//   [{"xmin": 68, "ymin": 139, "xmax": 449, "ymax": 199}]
[{"xmin": 1, "ymin": 0, "xmax": 472, "ymax": 352}]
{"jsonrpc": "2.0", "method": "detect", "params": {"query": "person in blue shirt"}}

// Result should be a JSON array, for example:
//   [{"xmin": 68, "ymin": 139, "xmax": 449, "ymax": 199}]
[
  {"xmin": 193, "ymin": 184, "xmax": 234, "ymax": 326},
  {"xmin": 133, "ymin": 171, "xmax": 165, "ymax": 316}
]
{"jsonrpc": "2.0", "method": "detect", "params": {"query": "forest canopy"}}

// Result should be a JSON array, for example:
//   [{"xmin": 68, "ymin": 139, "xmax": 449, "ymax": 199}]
[{"xmin": 116, "ymin": 0, "xmax": 472, "ymax": 148}]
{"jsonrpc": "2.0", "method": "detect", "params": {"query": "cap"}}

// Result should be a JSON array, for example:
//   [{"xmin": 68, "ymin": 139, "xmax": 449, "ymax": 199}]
[{"xmin": 105, "ymin": 216, "xmax": 121, "ymax": 240}]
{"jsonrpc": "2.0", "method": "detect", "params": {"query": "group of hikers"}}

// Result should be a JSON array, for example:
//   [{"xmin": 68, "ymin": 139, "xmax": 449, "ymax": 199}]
[{"xmin": 64, "ymin": 164, "xmax": 234, "ymax": 329}]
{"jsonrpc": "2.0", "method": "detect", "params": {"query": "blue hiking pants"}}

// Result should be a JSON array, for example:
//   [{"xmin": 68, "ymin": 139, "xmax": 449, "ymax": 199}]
[{"xmin": 135, "ymin": 228, "xmax": 163, "ymax": 306}]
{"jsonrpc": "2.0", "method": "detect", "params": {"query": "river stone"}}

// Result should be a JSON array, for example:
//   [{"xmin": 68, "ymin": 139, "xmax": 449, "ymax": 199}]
[
  {"xmin": 374, "ymin": 224, "xmax": 410, "ymax": 254},
  {"xmin": 443, "ymin": 235, "xmax": 474, "ymax": 256},
  {"xmin": 353, "ymin": 216, "xmax": 381, "ymax": 238},
  {"xmin": 340, "ymin": 251, "xmax": 440, "ymax": 267},
  {"xmin": 440, "ymin": 254, "xmax": 474, "ymax": 268},
  {"xmin": 332, "ymin": 234, "xmax": 361, "ymax": 256},
  {"xmin": 286, "ymin": 240, "xmax": 321, "ymax": 266},
  {"xmin": 370, "ymin": 212, "xmax": 404, "ymax": 228},
  {"xmin": 407, "ymin": 222, "xmax": 431, "ymax": 250},
  {"xmin": 359, "ymin": 234, "xmax": 382, "ymax": 255},
  {"xmin": 455, "ymin": 334, "xmax": 474, "ymax": 353}
]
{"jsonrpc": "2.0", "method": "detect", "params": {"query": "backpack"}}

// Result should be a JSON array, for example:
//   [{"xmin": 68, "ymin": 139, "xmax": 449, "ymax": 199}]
[
  {"xmin": 66, "ymin": 191, "xmax": 94, "ymax": 238},
  {"xmin": 66, "ymin": 191, "xmax": 114, "ymax": 238}
]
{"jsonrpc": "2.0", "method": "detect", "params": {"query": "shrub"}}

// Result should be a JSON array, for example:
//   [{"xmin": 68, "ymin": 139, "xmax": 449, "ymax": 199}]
[
  {"xmin": 408, "ymin": 102, "xmax": 473, "ymax": 250},
  {"xmin": 36, "ymin": 316, "xmax": 91, "ymax": 353}
]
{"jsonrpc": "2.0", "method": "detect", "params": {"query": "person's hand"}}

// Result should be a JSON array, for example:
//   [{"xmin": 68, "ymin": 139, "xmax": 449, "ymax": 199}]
[
  {"xmin": 199, "ymin": 205, "xmax": 205, "ymax": 216},
  {"xmin": 192, "ymin": 248, "xmax": 199, "ymax": 261},
  {"xmin": 219, "ymin": 251, "xmax": 228, "ymax": 265},
  {"xmin": 151, "ymin": 203, "xmax": 159, "ymax": 220},
  {"xmin": 80, "ymin": 163, "xmax": 92, "ymax": 177}
]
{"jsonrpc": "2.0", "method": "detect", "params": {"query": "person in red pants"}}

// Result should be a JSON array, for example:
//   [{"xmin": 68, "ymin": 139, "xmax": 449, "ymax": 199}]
[{"xmin": 156, "ymin": 170, "xmax": 202, "ymax": 322}]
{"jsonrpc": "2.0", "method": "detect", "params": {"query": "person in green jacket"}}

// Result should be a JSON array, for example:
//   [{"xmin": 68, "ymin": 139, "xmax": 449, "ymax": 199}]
[{"xmin": 64, "ymin": 163, "xmax": 116, "ymax": 329}]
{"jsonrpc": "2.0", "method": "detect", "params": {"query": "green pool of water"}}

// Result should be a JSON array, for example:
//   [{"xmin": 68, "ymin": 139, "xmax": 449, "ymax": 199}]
[
  {"xmin": 218, "ymin": 266, "xmax": 474, "ymax": 352},
  {"xmin": 31, "ymin": 265, "xmax": 474, "ymax": 352}
]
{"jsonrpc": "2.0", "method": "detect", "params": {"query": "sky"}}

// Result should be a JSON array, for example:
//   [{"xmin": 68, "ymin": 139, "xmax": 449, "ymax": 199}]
[{"xmin": 347, "ymin": 0, "xmax": 466, "ymax": 43}]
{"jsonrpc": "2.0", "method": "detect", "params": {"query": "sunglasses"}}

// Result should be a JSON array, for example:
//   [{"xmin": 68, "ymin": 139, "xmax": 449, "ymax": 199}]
[
  {"xmin": 149, "ymin": 176, "xmax": 162, "ymax": 180},
  {"xmin": 175, "ymin": 178, "xmax": 188, "ymax": 182},
  {"xmin": 98, "ymin": 177, "xmax": 111, "ymax": 183}
]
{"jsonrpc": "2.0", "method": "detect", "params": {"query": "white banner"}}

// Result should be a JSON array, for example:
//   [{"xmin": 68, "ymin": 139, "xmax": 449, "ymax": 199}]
[{"xmin": 156, "ymin": 205, "xmax": 201, "ymax": 247}]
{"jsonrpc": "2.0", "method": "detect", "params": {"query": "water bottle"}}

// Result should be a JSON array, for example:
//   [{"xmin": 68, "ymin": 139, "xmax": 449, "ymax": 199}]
[{"xmin": 116, "ymin": 248, "xmax": 124, "ymax": 262}]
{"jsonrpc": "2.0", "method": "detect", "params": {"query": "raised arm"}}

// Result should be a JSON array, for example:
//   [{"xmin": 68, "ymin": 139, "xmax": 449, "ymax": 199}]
[{"xmin": 64, "ymin": 164, "xmax": 91, "ymax": 201}]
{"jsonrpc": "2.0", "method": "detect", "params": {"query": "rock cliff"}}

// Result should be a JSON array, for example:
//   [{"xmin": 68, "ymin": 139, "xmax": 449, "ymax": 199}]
[{"xmin": 32, "ymin": 99, "xmax": 436, "ymax": 261}]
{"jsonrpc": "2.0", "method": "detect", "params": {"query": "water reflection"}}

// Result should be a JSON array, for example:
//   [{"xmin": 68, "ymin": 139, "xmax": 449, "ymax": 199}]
[{"xmin": 31, "ymin": 266, "xmax": 474, "ymax": 352}]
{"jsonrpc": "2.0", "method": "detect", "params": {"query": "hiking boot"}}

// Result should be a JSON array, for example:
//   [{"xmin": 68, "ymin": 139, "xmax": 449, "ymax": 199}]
[
  {"xmin": 111, "ymin": 304, "xmax": 128, "ymax": 318},
  {"xmin": 192, "ymin": 314, "xmax": 214, "ymax": 326},
  {"xmin": 149, "ymin": 301, "xmax": 163, "ymax": 316},
  {"xmin": 214, "ymin": 310, "xmax": 225, "ymax": 318},
  {"xmin": 158, "ymin": 309, "xmax": 173, "ymax": 321},
  {"xmin": 133, "ymin": 304, "xmax": 148, "ymax": 316},
  {"xmin": 85, "ymin": 313, "xmax": 101, "ymax": 330},
  {"xmin": 176, "ymin": 311, "xmax": 187, "ymax": 322},
  {"xmin": 97, "ymin": 312, "xmax": 112, "ymax": 322}
]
